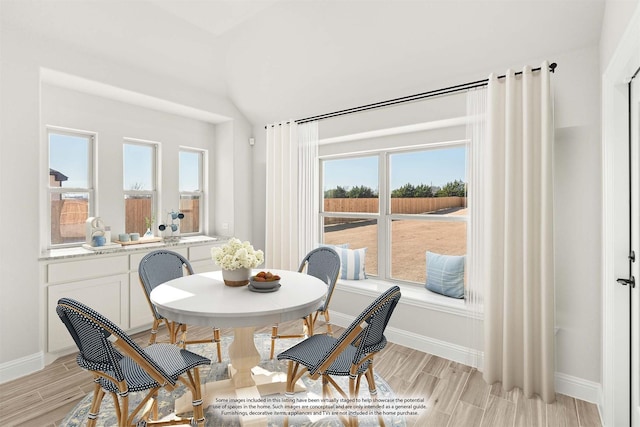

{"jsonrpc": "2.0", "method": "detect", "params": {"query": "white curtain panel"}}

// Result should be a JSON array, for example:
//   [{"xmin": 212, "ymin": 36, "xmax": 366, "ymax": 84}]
[
  {"xmin": 298, "ymin": 121, "xmax": 320, "ymax": 258},
  {"xmin": 466, "ymin": 86, "xmax": 487, "ymax": 369},
  {"xmin": 266, "ymin": 122, "xmax": 299, "ymax": 270},
  {"xmin": 265, "ymin": 121, "xmax": 319, "ymax": 270},
  {"xmin": 482, "ymin": 62, "xmax": 556, "ymax": 403}
]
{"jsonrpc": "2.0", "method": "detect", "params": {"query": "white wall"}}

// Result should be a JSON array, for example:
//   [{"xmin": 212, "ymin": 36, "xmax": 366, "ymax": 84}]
[
  {"xmin": 600, "ymin": 0, "xmax": 640, "ymax": 72},
  {"xmin": 0, "ymin": 22, "xmax": 253, "ymax": 367},
  {"xmin": 251, "ymin": 45, "xmax": 603, "ymax": 392}
]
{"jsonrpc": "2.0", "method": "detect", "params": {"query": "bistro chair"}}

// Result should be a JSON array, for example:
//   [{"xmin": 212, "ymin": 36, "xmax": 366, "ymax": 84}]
[
  {"xmin": 277, "ymin": 285, "xmax": 401, "ymax": 427},
  {"xmin": 56, "ymin": 297, "xmax": 210, "ymax": 427},
  {"xmin": 270, "ymin": 246, "xmax": 341, "ymax": 359},
  {"xmin": 139, "ymin": 250, "xmax": 222, "ymax": 362}
]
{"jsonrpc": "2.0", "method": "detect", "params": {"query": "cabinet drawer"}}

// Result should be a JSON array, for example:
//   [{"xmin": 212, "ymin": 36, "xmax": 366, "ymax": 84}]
[
  {"xmin": 47, "ymin": 256, "xmax": 128, "ymax": 284},
  {"xmin": 189, "ymin": 244, "xmax": 217, "ymax": 262}
]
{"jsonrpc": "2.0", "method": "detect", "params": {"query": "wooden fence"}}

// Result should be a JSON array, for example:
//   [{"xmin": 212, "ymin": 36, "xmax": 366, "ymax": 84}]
[
  {"xmin": 51, "ymin": 197, "xmax": 200, "ymax": 244},
  {"xmin": 323, "ymin": 196, "xmax": 466, "ymax": 225},
  {"xmin": 52, "ymin": 196, "xmax": 462, "ymax": 242}
]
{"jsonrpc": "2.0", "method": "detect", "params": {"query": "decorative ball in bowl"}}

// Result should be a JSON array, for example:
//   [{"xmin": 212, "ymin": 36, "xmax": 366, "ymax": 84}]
[{"xmin": 250, "ymin": 271, "xmax": 281, "ymax": 289}]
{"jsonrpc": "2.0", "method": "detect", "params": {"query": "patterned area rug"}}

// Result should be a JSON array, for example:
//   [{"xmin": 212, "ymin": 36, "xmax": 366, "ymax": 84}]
[{"xmin": 61, "ymin": 334, "xmax": 406, "ymax": 426}]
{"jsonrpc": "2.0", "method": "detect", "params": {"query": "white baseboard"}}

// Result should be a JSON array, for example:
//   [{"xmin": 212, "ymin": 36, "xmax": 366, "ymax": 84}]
[
  {"xmin": 0, "ymin": 351, "xmax": 44, "ymax": 384},
  {"xmin": 330, "ymin": 311, "xmax": 484, "ymax": 369},
  {"xmin": 554, "ymin": 372, "xmax": 602, "ymax": 405},
  {"xmin": 331, "ymin": 311, "xmax": 602, "ymax": 406}
]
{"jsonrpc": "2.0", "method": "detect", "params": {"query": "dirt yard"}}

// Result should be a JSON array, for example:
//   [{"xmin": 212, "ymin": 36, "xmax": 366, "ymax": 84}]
[{"xmin": 324, "ymin": 209, "xmax": 467, "ymax": 283}]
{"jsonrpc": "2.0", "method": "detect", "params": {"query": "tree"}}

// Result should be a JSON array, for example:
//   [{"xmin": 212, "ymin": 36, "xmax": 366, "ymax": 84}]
[
  {"xmin": 391, "ymin": 183, "xmax": 416, "ymax": 198},
  {"xmin": 414, "ymin": 183, "xmax": 434, "ymax": 197},
  {"xmin": 324, "ymin": 186, "xmax": 348, "ymax": 198},
  {"xmin": 391, "ymin": 183, "xmax": 434, "ymax": 198},
  {"xmin": 435, "ymin": 179, "xmax": 467, "ymax": 197},
  {"xmin": 347, "ymin": 185, "xmax": 377, "ymax": 198}
]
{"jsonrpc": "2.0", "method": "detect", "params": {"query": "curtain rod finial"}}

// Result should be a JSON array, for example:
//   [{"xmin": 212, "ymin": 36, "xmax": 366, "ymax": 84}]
[{"xmin": 549, "ymin": 63, "xmax": 557, "ymax": 73}]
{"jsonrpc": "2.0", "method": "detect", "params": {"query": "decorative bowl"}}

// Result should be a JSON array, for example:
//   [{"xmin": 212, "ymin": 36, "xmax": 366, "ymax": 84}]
[{"xmin": 249, "ymin": 276, "xmax": 280, "ymax": 289}]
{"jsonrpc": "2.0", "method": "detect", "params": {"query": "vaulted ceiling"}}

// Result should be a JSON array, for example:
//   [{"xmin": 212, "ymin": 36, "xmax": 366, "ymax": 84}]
[{"xmin": 4, "ymin": 0, "xmax": 605, "ymax": 125}]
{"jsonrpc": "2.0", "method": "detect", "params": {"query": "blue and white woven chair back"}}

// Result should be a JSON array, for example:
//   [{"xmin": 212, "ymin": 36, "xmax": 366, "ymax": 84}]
[
  {"xmin": 56, "ymin": 297, "xmax": 172, "ymax": 384},
  {"xmin": 310, "ymin": 285, "xmax": 401, "ymax": 374},
  {"xmin": 354, "ymin": 286, "xmax": 401, "ymax": 360},
  {"xmin": 139, "ymin": 250, "xmax": 194, "ymax": 319},
  {"xmin": 300, "ymin": 247, "xmax": 341, "ymax": 311}
]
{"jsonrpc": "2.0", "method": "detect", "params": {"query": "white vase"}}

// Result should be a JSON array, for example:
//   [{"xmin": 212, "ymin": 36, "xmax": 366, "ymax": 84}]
[{"xmin": 221, "ymin": 267, "xmax": 250, "ymax": 287}]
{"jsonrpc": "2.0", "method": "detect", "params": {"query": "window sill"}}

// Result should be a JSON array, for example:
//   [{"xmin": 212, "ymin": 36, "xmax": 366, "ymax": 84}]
[{"xmin": 336, "ymin": 278, "xmax": 482, "ymax": 319}]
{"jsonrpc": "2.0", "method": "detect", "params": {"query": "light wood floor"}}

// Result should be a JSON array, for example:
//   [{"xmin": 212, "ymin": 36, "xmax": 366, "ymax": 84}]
[{"xmin": 0, "ymin": 321, "xmax": 602, "ymax": 427}]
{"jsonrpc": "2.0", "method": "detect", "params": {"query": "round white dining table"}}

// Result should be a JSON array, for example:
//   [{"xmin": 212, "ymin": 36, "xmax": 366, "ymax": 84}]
[{"xmin": 150, "ymin": 268, "xmax": 327, "ymax": 410}]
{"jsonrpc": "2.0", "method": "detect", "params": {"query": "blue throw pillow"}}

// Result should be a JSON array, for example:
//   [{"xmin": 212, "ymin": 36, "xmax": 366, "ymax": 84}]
[
  {"xmin": 318, "ymin": 243, "xmax": 350, "ymax": 249},
  {"xmin": 334, "ymin": 247, "xmax": 367, "ymax": 280},
  {"xmin": 425, "ymin": 252, "xmax": 465, "ymax": 298}
]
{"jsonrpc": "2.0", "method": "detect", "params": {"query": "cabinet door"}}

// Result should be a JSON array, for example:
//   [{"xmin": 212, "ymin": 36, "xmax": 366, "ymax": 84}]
[
  {"xmin": 189, "ymin": 244, "xmax": 219, "ymax": 273},
  {"xmin": 130, "ymin": 272, "xmax": 153, "ymax": 329},
  {"xmin": 48, "ymin": 274, "xmax": 128, "ymax": 352}
]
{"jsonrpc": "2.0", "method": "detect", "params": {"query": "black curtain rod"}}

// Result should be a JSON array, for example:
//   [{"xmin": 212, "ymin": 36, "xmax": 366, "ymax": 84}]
[{"xmin": 289, "ymin": 62, "xmax": 557, "ymax": 125}]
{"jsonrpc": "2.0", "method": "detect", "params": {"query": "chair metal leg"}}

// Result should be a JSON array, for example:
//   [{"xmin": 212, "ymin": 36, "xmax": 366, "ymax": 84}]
[
  {"xmin": 177, "ymin": 324, "xmax": 188, "ymax": 348},
  {"xmin": 191, "ymin": 368, "xmax": 206, "ymax": 427},
  {"xmin": 149, "ymin": 318, "xmax": 161, "ymax": 345},
  {"xmin": 323, "ymin": 310, "xmax": 333, "ymax": 336},
  {"xmin": 365, "ymin": 363, "xmax": 385, "ymax": 427},
  {"xmin": 87, "ymin": 380, "xmax": 105, "ymax": 427},
  {"xmin": 213, "ymin": 328, "xmax": 222, "ymax": 363},
  {"xmin": 270, "ymin": 325, "xmax": 278, "ymax": 359}
]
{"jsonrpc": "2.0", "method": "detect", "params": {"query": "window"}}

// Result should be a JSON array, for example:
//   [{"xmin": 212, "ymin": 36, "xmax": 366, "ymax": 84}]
[
  {"xmin": 48, "ymin": 128, "xmax": 95, "ymax": 247},
  {"xmin": 322, "ymin": 156, "xmax": 379, "ymax": 276},
  {"xmin": 123, "ymin": 140, "xmax": 157, "ymax": 235},
  {"xmin": 179, "ymin": 149, "xmax": 205, "ymax": 234},
  {"xmin": 321, "ymin": 143, "xmax": 468, "ymax": 286}
]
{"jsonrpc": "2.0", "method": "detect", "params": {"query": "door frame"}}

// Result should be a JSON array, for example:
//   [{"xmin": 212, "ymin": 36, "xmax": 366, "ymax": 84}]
[
  {"xmin": 630, "ymin": 70, "xmax": 640, "ymax": 427},
  {"xmin": 602, "ymin": 7, "xmax": 640, "ymax": 427}
]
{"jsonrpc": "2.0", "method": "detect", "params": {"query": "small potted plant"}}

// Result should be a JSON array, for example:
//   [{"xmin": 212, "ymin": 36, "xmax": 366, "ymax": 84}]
[
  {"xmin": 144, "ymin": 215, "xmax": 155, "ymax": 238},
  {"xmin": 211, "ymin": 238, "xmax": 264, "ymax": 286}
]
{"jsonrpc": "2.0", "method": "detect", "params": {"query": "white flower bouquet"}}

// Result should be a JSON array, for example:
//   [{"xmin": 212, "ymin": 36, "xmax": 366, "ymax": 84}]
[{"xmin": 211, "ymin": 237, "xmax": 264, "ymax": 270}]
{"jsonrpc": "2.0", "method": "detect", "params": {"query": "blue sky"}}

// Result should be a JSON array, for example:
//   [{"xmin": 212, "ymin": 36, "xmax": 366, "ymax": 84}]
[
  {"xmin": 49, "ymin": 133, "xmax": 90, "ymax": 188},
  {"xmin": 51, "ymin": 132, "xmax": 464, "ymax": 194},
  {"xmin": 50, "ymin": 133, "xmax": 200, "ymax": 190},
  {"xmin": 323, "ymin": 146, "xmax": 467, "ymax": 192}
]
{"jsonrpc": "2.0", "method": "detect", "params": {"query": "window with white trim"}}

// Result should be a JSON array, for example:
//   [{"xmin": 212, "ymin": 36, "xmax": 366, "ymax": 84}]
[
  {"xmin": 179, "ymin": 148, "xmax": 205, "ymax": 234},
  {"xmin": 48, "ymin": 128, "xmax": 95, "ymax": 247},
  {"xmin": 320, "ymin": 142, "xmax": 468, "ymax": 286},
  {"xmin": 123, "ymin": 140, "xmax": 157, "ymax": 235}
]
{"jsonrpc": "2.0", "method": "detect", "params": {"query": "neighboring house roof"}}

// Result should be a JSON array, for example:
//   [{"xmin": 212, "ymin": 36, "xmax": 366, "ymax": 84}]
[{"xmin": 49, "ymin": 168, "xmax": 68, "ymax": 182}]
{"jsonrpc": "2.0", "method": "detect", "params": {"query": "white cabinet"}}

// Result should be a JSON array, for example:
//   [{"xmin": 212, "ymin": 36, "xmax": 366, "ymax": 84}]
[
  {"xmin": 189, "ymin": 244, "xmax": 219, "ymax": 273},
  {"xmin": 48, "ymin": 273, "xmax": 128, "ymax": 352},
  {"xmin": 129, "ymin": 272, "xmax": 152, "ymax": 329},
  {"xmin": 43, "ymin": 240, "xmax": 223, "ymax": 355}
]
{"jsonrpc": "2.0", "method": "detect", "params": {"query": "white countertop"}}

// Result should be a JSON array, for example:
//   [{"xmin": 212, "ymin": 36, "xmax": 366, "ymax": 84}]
[{"xmin": 40, "ymin": 235, "xmax": 227, "ymax": 261}]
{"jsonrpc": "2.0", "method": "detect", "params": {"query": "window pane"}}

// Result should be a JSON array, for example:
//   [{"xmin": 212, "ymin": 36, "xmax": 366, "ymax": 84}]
[
  {"xmin": 179, "ymin": 195, "xmax": 200, "ymax": 233},
  {"xmin": 50, "ymin": 192, "xmax": 89, "ymax": 244},
  {"xmin": 323, "ymin": 157, "xmax": 378, "ymax": 213},
  {"xmin": 124, "ymin": 144, "xmax": 153, "ymax": 190},
  {"xmin": 390, "ymin": 219, "xmax": 467, "ymax": 284},
  {"xmin": 323, "ymin": 217, "xmax": 378, "ymax": 276},
  {"xmin": 49, "ymin": 133, "xmax": 90, "ymax": 188},
  {"xmin": 180, "ymin": 151, "xmax": 201, "ymax": 192},
  {"xmin": 125, "ymin": 194, "xmax": 152, "ymax": 234},
  {"xmin": 390, "ymin": 147, "xmax": 467, "ymax": 214}
]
